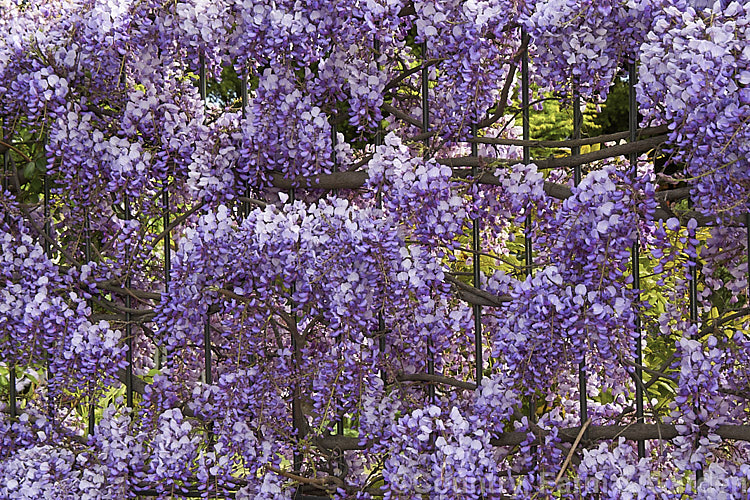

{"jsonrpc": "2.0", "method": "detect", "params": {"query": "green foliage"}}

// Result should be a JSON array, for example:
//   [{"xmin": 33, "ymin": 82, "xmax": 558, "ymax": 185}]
[
  {"xmin": 3, "ymin": 126, "xmax": 47, "ymax": 203},
  {"xmin": 593, "ymin": 77, "xmax": 630, "ymax": 135},
  {"xmin": 528, "ymin": 94, "xmax": 601, "ymax": 158},
  {"xmin": 207, "ymin": 65, "xmax": 243, "ymax": 107},
  {"xmin": 0, "ymin": 364, "xmax": 41, "ymax": 406}
]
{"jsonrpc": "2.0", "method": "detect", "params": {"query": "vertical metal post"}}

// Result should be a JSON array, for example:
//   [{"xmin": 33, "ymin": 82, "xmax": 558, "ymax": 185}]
[
  {"xmin": 159, "ymin": 184, "xmax": 170, "ymax": 370},
  {"xmin": 689, "ymin": 236, "xmax": 701, "ymax": 483},
  {"xmin": 198, "ymin": 55, "xmax": 214, "ymax": 453},
  {"xmin": 271, "ymin": 54, "xmax": 299, "ymax": 467},
  {"xmin": 422, "ymin": 42, "xmax": 435, "ymax": 403},
  {"xmin": 374, "ymin": 40, "xmax": 387, "ymax": 384},
  {"xmin": 573, "ymin": 95, "xmax": 588, "ymax": 433},
  {"xmin": 44, "ymin": 174, "xmax": 51, "ymax": 256},
  {"xmin": 572, "ymin": 98, "xmax": 582, "ymax": 187},
  {"xmin": 521, "ymin": 31, "xmax": 534, "ymax": 422},
  {"xmin": 113, "ymin": 65, "xmax": 134, "ymax": 409},
  {"xmin": 43, "ymin": 146, "xmax": 55, "ymax": 420},
  {"xmin": 197, "ymin": 53, "xmax": 212, "ymax": 389},
  {"xmin": 163, "ymin": 189, "xmax": 170, "ymax": 294},
  {"xmin": 2, "ymin": 132, "xmax": 15, "ymax": 420},
  {"xmin": 629, "ymin": 62, "xmax": 645, "ymax": 458},
  {"xmin": 290, "ymin": 185, "xmax": 301, "ymax": 472},
  {"xmin": 204, "ymin": 320, "xmax": 212, "ymax": 386},
  {"xmin": 331, "ymin": 124, "xmax": 345, "ymax": 438},
  {"xmin": 8, "ymin": 359, "xmax": 15, "ymax": 421},
  {"xmin": 240, "ymin": 72, "xmax": 251, "ymax": 218},
  {"xmin": 86, "ymin": 210, "xmax": 96, "ymax": 434},
  {"xmin": 522, "ymin": 33, "xmax": 532, "ymax": 270},
  {"xmin": 124, "ymin": 193, "xmax": 134, "ymax": 408},
  {"xmin": 471, "ymin": 124, "xmax": 482, "ymax": 385},
  {"xmin": 198, "ymin": 54, "xmax": 207, "ymax": 106},
  {"xmin": 196, "ymin": 56, "xmax": 215, "ymax": 495}
]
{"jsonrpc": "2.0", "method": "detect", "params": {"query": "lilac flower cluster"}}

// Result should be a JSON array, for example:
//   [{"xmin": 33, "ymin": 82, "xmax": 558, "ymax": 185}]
[
  {"xmin": 577, "ymin": 438, "xmax": 667, "ymax": 498},
  {"xmin": 0, "ymin": 215, "xmax": 126, "ymax": 392},
  {"xmin": 669, "ymin": 332, "xmax": 724, "ymax": 471},
  {"xmin": 523, "ymin": 0, "xmax": 664, "ymax": 99},
  {"xmin": 381, "ymin": 405, "xmax": 501, "ymax": 499},
  {"xmin": 240, "ymin": 68, "xmax": 335, "ymax": 187},
  {"xmin": 638, "ymin": 1, "xmax": 750, "ymax": 219},
  {"xmin": 0, "ymin": 406, "xmax": 132, "ymax": 498},
  {"xmin": 407, "ymin": 0, "xmax": 521, "ymax": 137},
  {"xmin": 491, "ymin": 166, "xmax": 655, "ymax": 390},
  {"xmin": 366, "ymin": 132, "xmax": 467, "ymax": 246}
]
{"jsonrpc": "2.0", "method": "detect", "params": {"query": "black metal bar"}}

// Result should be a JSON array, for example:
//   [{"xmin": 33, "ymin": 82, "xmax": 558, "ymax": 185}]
[
  {"xmin": 522, "ymin": 33, "xmax": 532, "ymax": 272},
  {"xmin": 197, "ymin": 54, "xmax": 215, "ymax": 462},
  {"xmin": 159, "ymin": 184, "xmax": 170, "ymax": 371},
  {"xmin": 629, "ymin": 62, "xmax": 646, "ymax": 459},
  {"xmin": 689, "ymin": 249, "xmax": 701, "ymax": 482},
  {"xmin": 43, "ymin": 141, "xmax": 55, "ymax": 420},
  {"xmin": 422, "ymin": 41, "xmax": 435, "ymax": 403},
  {"xmin": 125, "ymin": 193, "xmax": 134, "ymax": 408},
  {"xmin": 203, "ymin": 316, "xmax": 213, "ymax": 387},
  {"xmin": 521, "ymin": 31, "xmax": 534, "ymax": 424},
  {"xmin": 330, "ymin": 123, "xmax": 345, "ymax": 437},
  {"xmin": 8, "ymin": 363, "xmax": 16, "ymax": 420},
  {"xmin": 689, "ymin": 272, "xmax": 699, "ymax": 323},
  {"xmin": 374, "ymin": 39, "xmax": 387, "ymax": 385},
  {"xmin": 86, "ymin": 210, "xmax": 96, "ymax": 435},
  {"xmin": 197, "ymin": 54, "xmax": 211, "ymax": 388},
  {"xmin": 572, "ymin": 95, "xmax": 588, "ymax": 434},
  {"xmin": 241, "ymin": 72, "xmax": 251, "ymax": 218},
  {"xmin": 572, "ymin": 96, "xmax": 582, "ymax": 186},
  {"xmin": 198, "ymin": 54, "xmax": 207, "ymax": 101},
  {"xmin": 44, "ymin": 174, "xmax": 51, "ymax": 257},
  {"xmin": 471, "ymin": 123, "xmax": 482, "ymax": 385},
  {"xmin": 290, "ymin": 189, "xmax": 301, "ymax": 472},
  {"xmin": 2, "ymin": 137, "xmax": 16, "ymax": 420},
  {"xmin": 282, "ymin": 140, "xmax": 301, "ymax": 470},
  {"xmin": 163, "ymin": 188, "xmax": 171, "ymax": 295},
  {"xmin": 686, "ymin": 180, "xmax": 701, "ymax": 482}
]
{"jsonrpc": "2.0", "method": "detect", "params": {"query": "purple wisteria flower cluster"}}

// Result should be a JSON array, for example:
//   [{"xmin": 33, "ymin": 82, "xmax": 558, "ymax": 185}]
[
  {"xmin": 523, "ymin": 0, "xmax": 664, "ymax": 99},
  {"xmin": 639, "ymin": 1, "xmax": 750, "ymax": 219}
]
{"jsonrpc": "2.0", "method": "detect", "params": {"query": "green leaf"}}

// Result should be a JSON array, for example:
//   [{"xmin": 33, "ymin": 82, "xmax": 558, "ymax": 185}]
[{"xmin": 22, "ymin": 161, "xmax": 35, "ymax": 179}]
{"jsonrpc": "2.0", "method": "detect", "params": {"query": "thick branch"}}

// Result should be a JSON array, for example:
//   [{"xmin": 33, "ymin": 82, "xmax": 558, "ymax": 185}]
[
  {"xmin": 116, "ymin": 368, "xmax": 149, "ymax": 398},
  {"xmin": 438, "ymin": 135, "xmax": 668, "ymax": 170},
  {"xmin": 269, "ymin": 170, "xmax": 712, "ymax": 226},
  {"xmin": 315, "ymin": 434, "xmax": 367, "ymax": 451},
  {"xmin": 395, "ymin": 372, "xmax": 478, "ymax": 390},
  {"xmin": 266, "ymin": 465, "xmax": 344, "ymax": 490},
  {"xmin": 381, "ymin": 103, "xmax": 422, "ymax": 129},
  {"xmin": 271, "ymin": 171, "xmax": 368, "ymax": 190},
  {"xmin": 98, "ymin": 282, "xmax": 162, "ymax": 301},
  {"xmin": 150, "ymin": 203, "xmax": 205, "ymax": 247},
  {"xmin": 384, "ymin": 59, "xmax": 442, "ymax": 92},
  {"xmin": 237, "ymin": 196, "xmax": 268, "ymax": 208},
  {"xmin": 699, "ymin": 306, "xmax": 750, "ymax": 338},
  {"xmin": 477, "ymin": 63, "xmax": 519, "ymax": 129},
  {"xmin": 302, "ymin": 423, "xmax": 750, "ymax": 452},
  {"xmin": 656, "ymin": 186, "xmax": 691, "ymax": 203},
  {"xmin": 445, "ymin": 275, "xmax": 512, "ymax": 307},
  {"xmin": 489, "ymin": 423, "xmax": 750, "ymax": 446},
  {"xmin": 0, "ymin": 139, "xmax": 32, "ymax": 162},
  {"xmin": 468, "ymin": 125, "xmax": 669, "ymax": 149}
]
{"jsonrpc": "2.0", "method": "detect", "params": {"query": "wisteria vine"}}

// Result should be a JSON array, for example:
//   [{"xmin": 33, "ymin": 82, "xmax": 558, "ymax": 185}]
[{"xmin": 2, "ymin": 0, "xmax": 750, "ymax": 498}]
